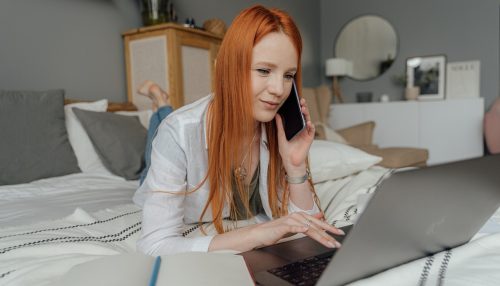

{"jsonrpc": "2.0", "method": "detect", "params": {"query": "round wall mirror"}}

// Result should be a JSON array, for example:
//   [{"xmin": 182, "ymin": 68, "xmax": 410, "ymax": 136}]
[{"xmin": 335, "ymin": 15, "xmax": 398, "ymax": 81}]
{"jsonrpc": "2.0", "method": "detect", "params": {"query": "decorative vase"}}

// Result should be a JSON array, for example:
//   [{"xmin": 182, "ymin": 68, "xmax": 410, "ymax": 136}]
[{"xmin": 405, "ymin": 86, "xmax": 420, "ymax": 101}]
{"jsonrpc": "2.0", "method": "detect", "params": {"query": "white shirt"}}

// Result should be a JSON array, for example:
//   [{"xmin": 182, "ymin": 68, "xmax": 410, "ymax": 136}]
[{"xmin": 133, "ymin": 95, "xmax": 319, "ymax": 255}]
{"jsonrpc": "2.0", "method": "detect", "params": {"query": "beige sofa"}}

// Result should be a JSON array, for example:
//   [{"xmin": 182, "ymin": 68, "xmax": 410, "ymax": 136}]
[{"xmin": 303, "ymin": 85, "xmax": 428, "ymax": 169}]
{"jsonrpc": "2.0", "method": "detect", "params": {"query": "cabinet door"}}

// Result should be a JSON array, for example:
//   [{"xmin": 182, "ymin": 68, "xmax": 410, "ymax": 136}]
[
  {"xmin": 126, "ymin": 32, "xmax": 169, "ymax": 111},
  {"xmin": 363, "ymin": 101, "xmax": 419, "ymax": 148},
  {"xmin": 175, "ymin": 32, "xmax": 216, "ymax": 107}
]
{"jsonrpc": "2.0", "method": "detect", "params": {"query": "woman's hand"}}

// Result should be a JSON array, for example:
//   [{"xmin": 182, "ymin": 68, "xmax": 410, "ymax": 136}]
[
  {"xmin": 275, "ymin": 98, "xmax": 315, "ymax": 175},
  {"xmin": 209, "ymin": 212, "xmax": 344, "ymax": 252},
  {"xmin": 251, "ymin": 212, "xmax": 344, "ymax": 249}
]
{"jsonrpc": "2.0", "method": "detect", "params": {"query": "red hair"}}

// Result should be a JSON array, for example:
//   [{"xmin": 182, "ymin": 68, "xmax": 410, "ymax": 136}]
[{"xmin": 200, "ymin": 5, "xmax": 316, "ymax": 233}]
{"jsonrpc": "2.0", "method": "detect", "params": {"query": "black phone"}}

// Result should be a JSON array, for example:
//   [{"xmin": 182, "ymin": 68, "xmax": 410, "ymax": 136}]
[{"xmin": 278, "ymin": 80, "xmax": 306, "ymax": 141}]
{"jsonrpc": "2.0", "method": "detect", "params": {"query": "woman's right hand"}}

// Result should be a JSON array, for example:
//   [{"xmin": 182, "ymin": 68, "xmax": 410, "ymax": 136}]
[{"xmin": 250, "ymin": 212, "xmax": 344, "ymax": 249}]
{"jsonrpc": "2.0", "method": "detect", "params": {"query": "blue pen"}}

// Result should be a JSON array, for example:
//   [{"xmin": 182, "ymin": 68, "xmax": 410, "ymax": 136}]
[{"xmin": 148, "ymin": 256, "xmax": 162, "ymax": 286}]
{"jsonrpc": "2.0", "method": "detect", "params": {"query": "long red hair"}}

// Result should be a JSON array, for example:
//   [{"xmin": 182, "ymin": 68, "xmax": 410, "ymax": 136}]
[{"xmin": 200, "ymin": 5, "xmax": 314, "ymax": 233}]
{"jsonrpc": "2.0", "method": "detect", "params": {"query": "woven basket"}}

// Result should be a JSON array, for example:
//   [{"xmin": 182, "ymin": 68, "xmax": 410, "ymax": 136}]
[{"xmin": 203, "ymin": 18, "xmax": 226, "ymax": 37}]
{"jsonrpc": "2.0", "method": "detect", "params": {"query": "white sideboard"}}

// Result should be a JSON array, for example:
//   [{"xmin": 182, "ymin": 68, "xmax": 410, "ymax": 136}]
[{"xmin": 329, "ymin": 98, "xmax": 484, "ymax": 166}]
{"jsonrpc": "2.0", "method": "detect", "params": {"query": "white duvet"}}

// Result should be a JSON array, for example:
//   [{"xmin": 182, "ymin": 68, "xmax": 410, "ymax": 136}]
[{"xmin": 1, "ymin": 168, "xmax": 499, "ymax": 286}]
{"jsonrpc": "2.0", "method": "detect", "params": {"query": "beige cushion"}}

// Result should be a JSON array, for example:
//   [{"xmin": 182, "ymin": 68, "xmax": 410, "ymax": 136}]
[
  {"xmin": 301, "ymin": 87, "xmax": 321, "ymax": 124},
  {"xmin": 303, "ymin": 86, "xmax": 339, "ymax": 141},
  {"xmin": 315, "ymin": 85, "xmax": 331, "ymax": 124},
  {"xmin": 336, "ymin": 121, "xmax": 375, "ymax": 147},
  {"xmin": 360, "ymin": 147, "xmax": 429, "ymax": 168}
]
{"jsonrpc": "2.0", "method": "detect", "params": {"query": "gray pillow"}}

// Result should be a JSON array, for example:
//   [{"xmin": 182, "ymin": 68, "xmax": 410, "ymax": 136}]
[
  {"xmin": 72, "ymin": 108, "xmax": 147, "ymax": 180},
  {"xmin": 0, "ymin": 90, "xmax": 80, "ymax": 185}
]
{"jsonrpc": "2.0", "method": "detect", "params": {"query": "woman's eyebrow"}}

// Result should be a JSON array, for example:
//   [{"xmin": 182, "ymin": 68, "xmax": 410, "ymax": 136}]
[
  {"xmin": 253, "ymin": 61, "xmax": 276, "ymax": 68},
  {"xmin": 253, "ymin": 61, "xmax": 297, "ymax": 72}
]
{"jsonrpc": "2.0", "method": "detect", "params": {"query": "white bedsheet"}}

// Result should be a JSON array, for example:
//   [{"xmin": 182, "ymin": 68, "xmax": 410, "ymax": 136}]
[{"xmin": 0, "ymin": 172, "xmax": 138, "ymax": 227}]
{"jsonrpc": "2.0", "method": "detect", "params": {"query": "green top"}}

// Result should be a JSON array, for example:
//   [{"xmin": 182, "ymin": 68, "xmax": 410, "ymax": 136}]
[{"xmin": 230, "ymin": 165, "xmax": 265, "ymax": 220}]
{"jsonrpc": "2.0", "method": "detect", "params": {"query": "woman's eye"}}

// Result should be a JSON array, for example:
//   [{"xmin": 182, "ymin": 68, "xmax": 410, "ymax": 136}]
[
  {"xmin": 256, "ymin": 69, "xmax": 270, "ymax": 75},
  {"xmin": 284, "ymin": 74, "xmax": 295, "ymax": 80}
]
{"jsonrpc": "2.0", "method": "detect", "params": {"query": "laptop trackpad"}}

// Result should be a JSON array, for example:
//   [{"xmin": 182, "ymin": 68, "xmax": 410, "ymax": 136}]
[
  {"xmin": 262, "ymin": 225, "xmax": 351, "ymax": 261},
  {"xmin": 262, "ymin": 236, "xmax": 333, "ymax": 261},
  {"xmin": 241, "ymin": 248, "xmax": 290, "ymax": 273}
]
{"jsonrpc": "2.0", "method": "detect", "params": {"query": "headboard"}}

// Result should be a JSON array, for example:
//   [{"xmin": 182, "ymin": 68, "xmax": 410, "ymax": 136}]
[{"xmin": 64, "ymin": 99, "xmax": 138, "ymax": 112}]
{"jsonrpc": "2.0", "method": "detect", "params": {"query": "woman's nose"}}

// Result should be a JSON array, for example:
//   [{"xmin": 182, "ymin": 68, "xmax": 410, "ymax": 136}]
[{"xmin": 268, "ymin": 76, "xmax": 284, "ymax": 97}]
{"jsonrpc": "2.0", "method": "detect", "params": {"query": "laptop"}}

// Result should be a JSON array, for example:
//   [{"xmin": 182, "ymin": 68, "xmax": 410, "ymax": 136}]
[{"xmin": 241, "ymin": 155, "xmax": 500, "ymax": 286}]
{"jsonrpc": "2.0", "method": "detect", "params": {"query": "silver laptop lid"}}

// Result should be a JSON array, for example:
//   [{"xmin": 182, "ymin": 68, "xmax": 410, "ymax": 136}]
[{"xmin": 317, "ymin": 155, "xmax": 500, "ymax": 286}]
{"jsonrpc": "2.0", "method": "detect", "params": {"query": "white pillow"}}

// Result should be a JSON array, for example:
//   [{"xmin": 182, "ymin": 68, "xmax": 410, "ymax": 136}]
[
  {"xmin": 65, "ymin": 100, "xmax": 113, "ymax": 175},
  {"xmin": 309, "ymin": 140, "xmax": 382, "ymax": 183},
  {"xmin": 115, "ymin": 109, "xmax": 153, "ymax": 129}
]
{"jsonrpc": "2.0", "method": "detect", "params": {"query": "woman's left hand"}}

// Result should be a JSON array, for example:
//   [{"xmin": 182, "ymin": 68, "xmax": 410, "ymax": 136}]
[{"xmin": 275, "ymin": 97, "xmax": 315, "ymax": 173}]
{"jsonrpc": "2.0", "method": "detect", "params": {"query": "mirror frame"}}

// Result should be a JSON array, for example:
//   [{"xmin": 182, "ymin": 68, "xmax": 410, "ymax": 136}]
[{"xmin": 334, "ymin": 14, "xmax": 399, "ymax": 81}]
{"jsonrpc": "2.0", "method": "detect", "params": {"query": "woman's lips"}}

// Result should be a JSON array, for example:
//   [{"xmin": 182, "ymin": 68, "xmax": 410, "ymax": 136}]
[{"xmin": 261, "ymin": 99, "xmax": 280, "ymax": 110}]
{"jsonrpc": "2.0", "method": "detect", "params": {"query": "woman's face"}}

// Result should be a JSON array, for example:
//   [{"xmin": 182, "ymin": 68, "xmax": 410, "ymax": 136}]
[{"xmin": 251, "ymin": 32, "xmax": 298, "ymax": 123}]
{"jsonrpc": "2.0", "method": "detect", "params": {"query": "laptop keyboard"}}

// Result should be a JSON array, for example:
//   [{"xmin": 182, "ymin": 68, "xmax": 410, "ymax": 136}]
[{"xmin": 267, "ymin": 251, "xmax": 334, "ymax": 286}]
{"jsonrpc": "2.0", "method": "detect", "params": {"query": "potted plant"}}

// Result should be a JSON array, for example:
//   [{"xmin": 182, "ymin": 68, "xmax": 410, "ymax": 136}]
[{"xmin": 140, "ymin": 0, "xmax": 177, "ymax": 26}]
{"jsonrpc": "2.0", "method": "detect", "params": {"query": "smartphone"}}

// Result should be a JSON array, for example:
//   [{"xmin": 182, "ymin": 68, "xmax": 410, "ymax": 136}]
[{"xmin": 278, "ymin": 80, "xmax": 306, "ymax": 141}]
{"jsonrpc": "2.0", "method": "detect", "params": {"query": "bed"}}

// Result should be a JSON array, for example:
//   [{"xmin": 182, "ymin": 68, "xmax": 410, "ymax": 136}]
[{"xmin": 0, "ymin": 91, "xmax": 499, "ymax": 285}]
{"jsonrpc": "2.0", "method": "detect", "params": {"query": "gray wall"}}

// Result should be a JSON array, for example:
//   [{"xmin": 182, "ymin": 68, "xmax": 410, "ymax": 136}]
[
  {"xmin": 0, "ymin": 0, "xmax": 141, "ymax": 102},
  {"xmin": 0, "ymin": 0, "xmax": 321, "ymax": 102},
  {"xmin": 1, "ymin": 0, "xmax": 498, "ymax": 108},
  {"xmin": 320, "ymin": 0, "xmax": 500, "ymax": 109},
  {"xmin": 170, "ymin": 0, "xmax": 322, "ymax": 87}
]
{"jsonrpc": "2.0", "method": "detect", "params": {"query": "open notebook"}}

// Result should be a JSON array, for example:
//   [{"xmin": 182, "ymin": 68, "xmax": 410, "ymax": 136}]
[{"xmin": 53, "ymin": 252, "xmax": 254, "ymax": 286}]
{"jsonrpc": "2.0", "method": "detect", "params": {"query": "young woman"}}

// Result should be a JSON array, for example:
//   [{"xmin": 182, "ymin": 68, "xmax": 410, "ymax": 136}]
[{"xmin": 133, "ymin": 5, "xmax": 344, "ymax": 255}]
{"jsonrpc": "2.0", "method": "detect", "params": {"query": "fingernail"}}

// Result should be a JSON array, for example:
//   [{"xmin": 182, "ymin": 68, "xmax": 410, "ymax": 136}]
[
  {"xmin": 328, "ymin": 241, "xmax": 336, "ymax": 248},
  {"xmin": 338, "ymin": 229, "xmax": 345, "ymax": 235},
  {"xmin": 335, "ymin": 241, "xmax": 342, "ymax": 248}
]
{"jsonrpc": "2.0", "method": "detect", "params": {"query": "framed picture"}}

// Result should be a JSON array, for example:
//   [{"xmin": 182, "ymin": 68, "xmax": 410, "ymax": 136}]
[{"xmin": 406, "ymin": 55, "xmax": 446, "ymax": 100}]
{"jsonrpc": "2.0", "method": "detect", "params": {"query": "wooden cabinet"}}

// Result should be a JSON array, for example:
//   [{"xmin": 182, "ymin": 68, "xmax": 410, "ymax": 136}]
[
  {"xmin": 329, "ymin": 98, "xmax": 485, "ymax": 165},
  {"xmin": 123, "ymin": 23, "xmax": 222, "ymax": 110}
]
